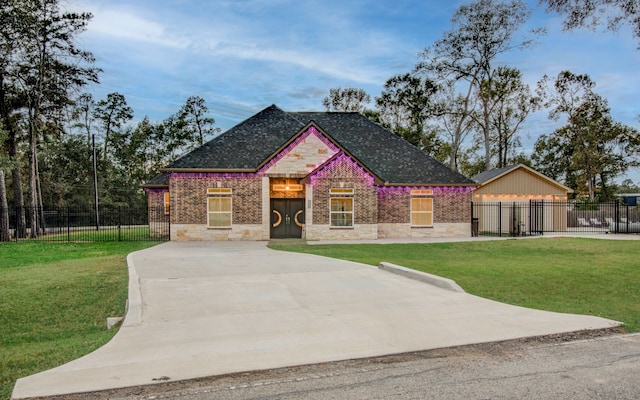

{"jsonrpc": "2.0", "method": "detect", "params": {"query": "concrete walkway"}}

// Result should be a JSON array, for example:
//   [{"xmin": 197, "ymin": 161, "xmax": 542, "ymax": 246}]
[{"xmin": 12, "ymin": 241, "xmax": 620, "ymax": 398}]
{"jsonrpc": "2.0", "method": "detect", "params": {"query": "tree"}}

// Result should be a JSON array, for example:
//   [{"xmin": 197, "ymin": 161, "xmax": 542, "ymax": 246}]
[
  {"xmin": 8, "ymin": 0, "xmax": 99, "ymax": 237},
  {"xmin": 322, "ymin": 87, "xmax": 371, "ymax": 112},
  {"xmin": 94, "ymin": 92, "xmax": 133, "ymax": 161},
  {"xmin": 542, "ymin": 0, "xmax": 640, "ymax": 47},
  {"xmin": 436, "ymin": 83, "xmax": 475, "ymax": 170},
  {"xmin": 535, "ymin": 71, "xmax": 639, "ymax": 200},
  {"xmin": 477, "ymin": 66, "xmax": 541, "ymax": 168},
  {"xmin": 375, "ymin": 73, "xmax": 442, "ymax": 151},
  {"xmin": 419, "ymin": 0, "xmax": 543, "ymax": 171},
  {"xmin": 72, "ymin": 93, "xmax": 97, "ymax": 146},
  {"xmin": 178, "ymin": 96, "xmax": 219, "ymax": 147}
]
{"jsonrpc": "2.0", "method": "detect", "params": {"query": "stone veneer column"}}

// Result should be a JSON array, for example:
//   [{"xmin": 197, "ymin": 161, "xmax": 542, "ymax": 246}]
[
  {"xmin": 262, "ymin": 176, "xmax": 270, "ymax": 239},
  {"xmin": 305, "ymin": 184, "xmax": 313, "ymax": 235}
]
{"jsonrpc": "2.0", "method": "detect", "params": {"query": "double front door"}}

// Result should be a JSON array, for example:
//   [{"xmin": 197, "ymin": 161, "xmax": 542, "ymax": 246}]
[{"xmin": 271, "ymin": 199, "xmax": 304, "ymax": 238}]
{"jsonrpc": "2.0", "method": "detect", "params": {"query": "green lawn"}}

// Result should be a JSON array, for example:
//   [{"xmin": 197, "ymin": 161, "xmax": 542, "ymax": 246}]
[
  {"xmin": 270, "ymin": 237, "xmax": 640, "ymax": 333},
  {"xmin": 0, "ymin": 242, "xmax": 157, "ymax": 400}
]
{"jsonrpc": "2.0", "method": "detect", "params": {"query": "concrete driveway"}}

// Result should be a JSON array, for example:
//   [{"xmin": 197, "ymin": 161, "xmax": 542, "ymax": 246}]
[{"xmin": 13, "ymin": 241, "xmax": 620, "ymax": 398}]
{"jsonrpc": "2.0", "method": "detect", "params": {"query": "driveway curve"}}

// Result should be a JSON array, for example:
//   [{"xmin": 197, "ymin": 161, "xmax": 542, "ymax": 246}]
[{"xmin": 12, "ymin": 241, "xmax": 619, "ymax": 398}]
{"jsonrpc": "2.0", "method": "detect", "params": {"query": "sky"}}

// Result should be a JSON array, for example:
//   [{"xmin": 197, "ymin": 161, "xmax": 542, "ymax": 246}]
[{"xmin": 69, "ymin": 0, "xmax": 640, "ymax": 181}]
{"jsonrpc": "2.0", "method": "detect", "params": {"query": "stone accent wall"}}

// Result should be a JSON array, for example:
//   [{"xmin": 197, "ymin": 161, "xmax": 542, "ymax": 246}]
[
  {"xmin": 310, "ymin": 155, "xmax": 377, "ymax": 225},
  {"xmin": 262, "ymin": 129, "xmax": 338, "ymax": 177},
  {"xmin": 378, "ymin": 223, "xmax": 470, "ymax": 238},
  {"xmin": 171, "ymin": 224, "xmax": 267, "ymax": 241},
  {"xmin": 306, "ymin": 224, "xmax": 378, "ymax": 240},
  {"xmin": 170, "ymin": 174, "xmax": 262, "ymax": 225}
]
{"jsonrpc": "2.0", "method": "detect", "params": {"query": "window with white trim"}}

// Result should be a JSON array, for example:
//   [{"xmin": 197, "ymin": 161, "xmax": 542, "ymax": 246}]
[
  {"xmin": 207, "ymin": 188, "xmax": 232, "ymax": 228},
  {"xmin": 411, "ymin": 189, "xmax": 433, "ymax": 227},
  {"xmin": 330, "ymin": 188, "xmax": 354, "ymax": 227}
]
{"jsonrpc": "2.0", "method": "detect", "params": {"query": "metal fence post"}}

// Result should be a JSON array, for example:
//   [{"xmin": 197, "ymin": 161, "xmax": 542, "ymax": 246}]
[
  {"xmin": 118, "ymin": 207, "xmax": 122, "ymax": 242},
  {"xmin": 498, "ymin": 202, "xmax": 502, "ymax": 237},
  {"xmin": 67, "ymin": 206, "xmax": 71, "ymax": 242}
]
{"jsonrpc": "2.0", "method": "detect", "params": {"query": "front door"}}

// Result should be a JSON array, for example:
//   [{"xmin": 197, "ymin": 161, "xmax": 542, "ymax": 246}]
[{"xmin": 271, "ymin": 199, "xmax": 304, "ymax": 238}]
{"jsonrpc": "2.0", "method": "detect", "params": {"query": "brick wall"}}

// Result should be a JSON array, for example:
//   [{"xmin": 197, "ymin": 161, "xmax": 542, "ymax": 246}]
[
  {"xmin": 378, "ymin": 187, "xmax": 472, "ymax": 224},
  {"xmin": 378, "ymin": 190, "xmax": 409, "ymax": 223},
  {"xmin": 146, "ymin": 189, "xmax": 169, "ymax": 237},
  {"xmin": 310, "ymin": 156, "xmax": 377, "ymax": 225},
  {"xmin": 169, "ymin": 174, "xmax": 262, "ymax": 225},
  {"xmin": 434, "ymin": 190, "xmax": 471, "ymax": 223}
]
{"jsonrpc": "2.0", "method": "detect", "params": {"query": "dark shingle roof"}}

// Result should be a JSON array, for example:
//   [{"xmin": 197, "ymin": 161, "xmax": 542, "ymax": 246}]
[
  {"xmin": 472, "ymin": 165, "xmax": 519, "ymax": 184},
  {"xmin": 160, "ymin": 105, "xmax": 474, "ymax": 186},
  {"xmin": 166, "ymin": 105, "xmax": 301, "ymax": 170},
  {"xmin": 142, "ymin": 173, "xmax": 169, "ymax": 188}
]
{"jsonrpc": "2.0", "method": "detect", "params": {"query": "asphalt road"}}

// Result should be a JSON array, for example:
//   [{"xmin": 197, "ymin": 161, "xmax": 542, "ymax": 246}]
[{"xmin": 65, "ymin": 332, "xmax": 640, "ymax": 400}]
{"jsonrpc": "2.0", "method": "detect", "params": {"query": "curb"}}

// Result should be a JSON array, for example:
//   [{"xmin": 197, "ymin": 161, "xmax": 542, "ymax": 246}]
[
  {"xmin": 378, "ymin": 262, "xmax": 465, "ymax": 293},
  {"xmin": 123, "ymin": 252, "xmax": 143, "ymax": 327}
]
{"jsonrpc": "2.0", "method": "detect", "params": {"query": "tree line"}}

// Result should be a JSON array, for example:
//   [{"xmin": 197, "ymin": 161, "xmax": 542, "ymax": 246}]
[
  {"xmin": 1, "ymin": 0, "xmax": 638, "ymax": 240},
  {"xmin": 0, "ymin": 0, "xmax": 219, "ymax": 239},
  {"xmin": 322, "ymin": 0, "xmax": 640, "ymax": 202}
]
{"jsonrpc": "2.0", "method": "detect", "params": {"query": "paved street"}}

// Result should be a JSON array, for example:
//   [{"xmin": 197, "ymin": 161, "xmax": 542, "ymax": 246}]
[{"xmin": 102, "ymin": 333, "xmax": 640, "ymax": 400}]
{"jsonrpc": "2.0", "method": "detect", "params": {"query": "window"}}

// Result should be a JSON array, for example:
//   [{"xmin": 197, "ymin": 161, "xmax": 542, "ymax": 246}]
[
  {"xmin": 207, "ymin": 188, "xmax": 232, "ymax": 228},
  {"xmin": 411, "ymin": 189, "xmax": 433, "ymax": 227},
  {"xmin": 330, "ymin": 188, "xmax": 354, "ymax": 227},
  {"xmin": 163, "ymin": 192, "xmax": 170, "ymax": 215}
]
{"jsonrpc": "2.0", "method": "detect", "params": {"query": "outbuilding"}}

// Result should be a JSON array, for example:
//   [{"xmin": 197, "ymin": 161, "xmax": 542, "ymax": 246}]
[{"xmin": 471, "ymin": 164, "xmax": 573, "ymax": 235}]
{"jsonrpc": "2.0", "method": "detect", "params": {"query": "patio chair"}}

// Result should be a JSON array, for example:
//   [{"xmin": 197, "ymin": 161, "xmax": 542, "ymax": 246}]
[
  {"xmin": 605, "ymin": 217, "xmax": 615, "ymax": 227},
  {"xmin": 590, "ymin": 218, "xmax": 603, "ymax": 227},
  {"xmin": 620, "ymin": 217, "xmax": 628, "ymax": 223},
  {"xmin": 577, "ymin": 217, "xmax": 590, "ymax": 227}
]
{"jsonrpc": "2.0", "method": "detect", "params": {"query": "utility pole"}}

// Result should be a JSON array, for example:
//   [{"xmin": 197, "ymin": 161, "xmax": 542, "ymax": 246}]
[{"xmin": 92, "ymin": 134, "xmax": 100, "ymax": 231}]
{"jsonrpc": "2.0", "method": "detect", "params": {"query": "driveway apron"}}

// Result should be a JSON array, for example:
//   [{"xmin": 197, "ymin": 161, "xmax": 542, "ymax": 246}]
[{"xmin": 12, "ymin": 241, "xmax": 620, "ymax": 398}]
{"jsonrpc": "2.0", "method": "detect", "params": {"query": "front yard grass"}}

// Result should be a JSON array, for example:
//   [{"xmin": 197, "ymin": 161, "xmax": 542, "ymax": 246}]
[
  {"xmin": 0, "ymin": 242, "xmax": 157, "ymax": 400},
  {"xmin": 270, "ymin": 237, "xmax": 640, "ymax": 333}
]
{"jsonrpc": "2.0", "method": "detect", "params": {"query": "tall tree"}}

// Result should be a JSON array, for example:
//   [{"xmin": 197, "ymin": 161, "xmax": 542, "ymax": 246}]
[
  {"xmin": 178, "ymin": 96, "xmax": 219, "ymax": 147},
  {"xmin": 542, "ymin": 0, "xmax": 640, "ymax": 47},
  {"xmin": 72, "ymin": 92, "xmax": 97, "ymax": 146},
  {"xmin": 322, "ymin": 87, "xmax": 371, "ymax": 112},
  {"xmin": 9, "ymin": 0, "xmax": 99, "ymax": 237},
  {"xmin": 419, "ymin": 0, "xmax": 542, "ymax": 171},
  {"xmin": 0, "ymin": 0, "xmax": 27, "ymax": 237},
  {"xmin": 476, "ymin": 66, "xmax": 540, "ymax": 168},
  {"xmin": 436, "ymin": 82, "xmax": 475, "ymax": 170},
  {"xmin": 376, "ymin": 73, "xmax": 442, "ymax": 151},
  {"xmin": 94, "ymin": 92, "xmax": 133, "ymax": 161}
]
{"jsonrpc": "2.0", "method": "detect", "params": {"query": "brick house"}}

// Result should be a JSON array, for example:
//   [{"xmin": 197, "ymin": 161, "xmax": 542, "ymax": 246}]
[{"xmin": 143, "ymin": 105, "xmax": 477, "ymax": 241}]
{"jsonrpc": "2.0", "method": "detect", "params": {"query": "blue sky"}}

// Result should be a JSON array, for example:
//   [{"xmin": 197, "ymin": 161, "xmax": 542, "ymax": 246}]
[{"xmin": 70, "ymin": 0, "xmax": 640, "ymax": 180}]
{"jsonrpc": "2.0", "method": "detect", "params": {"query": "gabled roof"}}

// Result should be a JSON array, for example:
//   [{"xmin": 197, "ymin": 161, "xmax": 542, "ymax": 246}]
[
  {"xmin": 472, "ymin": 164, "xmax": 573, "ymax": 193},
  {"xmin": 161, "ymin": 104, "xmax": 474, "ymax": 186},
  {"xmin": 472, "ymin": 165, "xmax": 518, "ymax": 185}
]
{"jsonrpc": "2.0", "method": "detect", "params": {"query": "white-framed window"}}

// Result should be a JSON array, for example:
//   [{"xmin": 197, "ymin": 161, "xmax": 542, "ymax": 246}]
[
  {"xmin": 163, "ymin": 192, "xmax": 170, "ymax": 215},
  {"xmin": 207, "ymin": 188, "xmax": 232, "ymax": 228},
  {"xmin": 411, "ymin": 189, "xmax": 433, "ymax": 227},
  {"xmin": 330, "ymin": 188, "xmax": 354, "ymax": 227}
]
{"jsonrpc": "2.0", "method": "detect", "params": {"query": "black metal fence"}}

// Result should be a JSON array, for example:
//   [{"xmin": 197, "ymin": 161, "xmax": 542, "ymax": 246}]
[
  {"xmin": 0, "ymin": 206, "xmax": 170, "ymax": 242},
  {"xmin": 471, "ymin": 201, "xmax": 640, "ymax": 237}
]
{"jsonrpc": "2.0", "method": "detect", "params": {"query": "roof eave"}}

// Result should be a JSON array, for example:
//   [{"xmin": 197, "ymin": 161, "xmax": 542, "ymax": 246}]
[
  {"xmin": 160, "ymin": 168, "xmax": 256, "ymax": 174},
  {"xmin": 141, "ymin": 184, "xmax": 169, "ymax": 189},
  {"xmin": 382, "ymin": 182, "xmax": 479, "ymax": 187}
]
